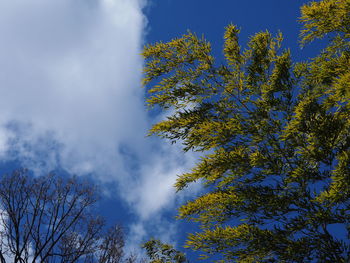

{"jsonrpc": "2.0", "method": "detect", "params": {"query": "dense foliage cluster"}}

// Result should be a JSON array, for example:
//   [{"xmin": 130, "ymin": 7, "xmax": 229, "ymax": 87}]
[
  {"xmin": 143, "ymin": 0, "xmax": 350, "ymax": 261},
  {"xmin": 142, "ymin": 239, "xmax": 187, "ymax": 263}
]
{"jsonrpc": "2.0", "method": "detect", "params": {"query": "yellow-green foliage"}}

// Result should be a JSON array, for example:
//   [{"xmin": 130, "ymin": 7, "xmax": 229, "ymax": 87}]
[
  {"xmin": 143, "ymin": 0, "xmax": 350, "ymax": 262},
  {"xmin": 300, "ymin": 0, "xmax": 350, "ymax": 44},
  {"xmin": 142, "ymin": 239, "xmax": 188, "ymax": 263}
]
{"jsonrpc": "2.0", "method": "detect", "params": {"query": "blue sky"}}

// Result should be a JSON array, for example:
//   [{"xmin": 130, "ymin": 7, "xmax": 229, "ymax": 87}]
[{"xmin": 0, "ymin": 0, "xmax": 319, "ymax": 261}]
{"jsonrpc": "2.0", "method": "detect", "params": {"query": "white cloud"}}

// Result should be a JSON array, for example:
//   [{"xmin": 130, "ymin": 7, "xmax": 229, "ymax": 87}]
[
  {"xmin": 125, "ymin": 216, "xmax": 180, "ymax": 257},
  {"xmin": 0, "ymin": 0, "xmax": 147, "ymax": 176},
  {"xmin": 122, "ymin": 142, "xmax": 200, "ymax": 221},
  {"xmin": 0, "ymin": 0, "xmax": 200, "ymax": 252}
]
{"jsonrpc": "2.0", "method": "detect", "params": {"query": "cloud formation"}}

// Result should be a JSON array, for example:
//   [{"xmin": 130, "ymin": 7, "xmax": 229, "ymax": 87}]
[
  {"xmin": 0, "ymin": 0, "xmax": 147, "ymax": 176},
  {"xmin": 0, "ymin": 0, "xmax": 199, "ymax": 250}
]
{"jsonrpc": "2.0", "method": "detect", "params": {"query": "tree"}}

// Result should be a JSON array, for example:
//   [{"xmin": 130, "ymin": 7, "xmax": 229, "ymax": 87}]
[
  {"xmin": 142, "ymin": 0, "xmax": 350, "ymax": 261},
  {"xmin": 0, "ymin": 169, "xmax": 134, "ymax": 263},
  {"xmin": 142, "ymin": 239, "xmax": 187, "ymax": 263}
]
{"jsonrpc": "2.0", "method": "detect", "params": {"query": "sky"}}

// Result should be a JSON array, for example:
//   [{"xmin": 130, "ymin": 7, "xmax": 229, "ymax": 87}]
[{"xmin": 0, "ymin": 0, "xmax": 317, "ymax": 261}]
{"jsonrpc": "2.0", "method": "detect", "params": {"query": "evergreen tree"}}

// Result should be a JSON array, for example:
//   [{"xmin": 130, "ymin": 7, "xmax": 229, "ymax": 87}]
[
  {"xmin": 143, "ymin": 0, "xmax": 350, "ymax": 261},
  {"xmin": 142, "ymin": 239, "xmax": 187, "ymax": 263}
]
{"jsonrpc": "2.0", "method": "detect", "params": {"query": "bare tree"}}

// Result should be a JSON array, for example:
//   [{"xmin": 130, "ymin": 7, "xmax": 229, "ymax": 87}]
[{"xmin": 0, "ymin": 169, "xmax": 134, "ymax": 263}]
